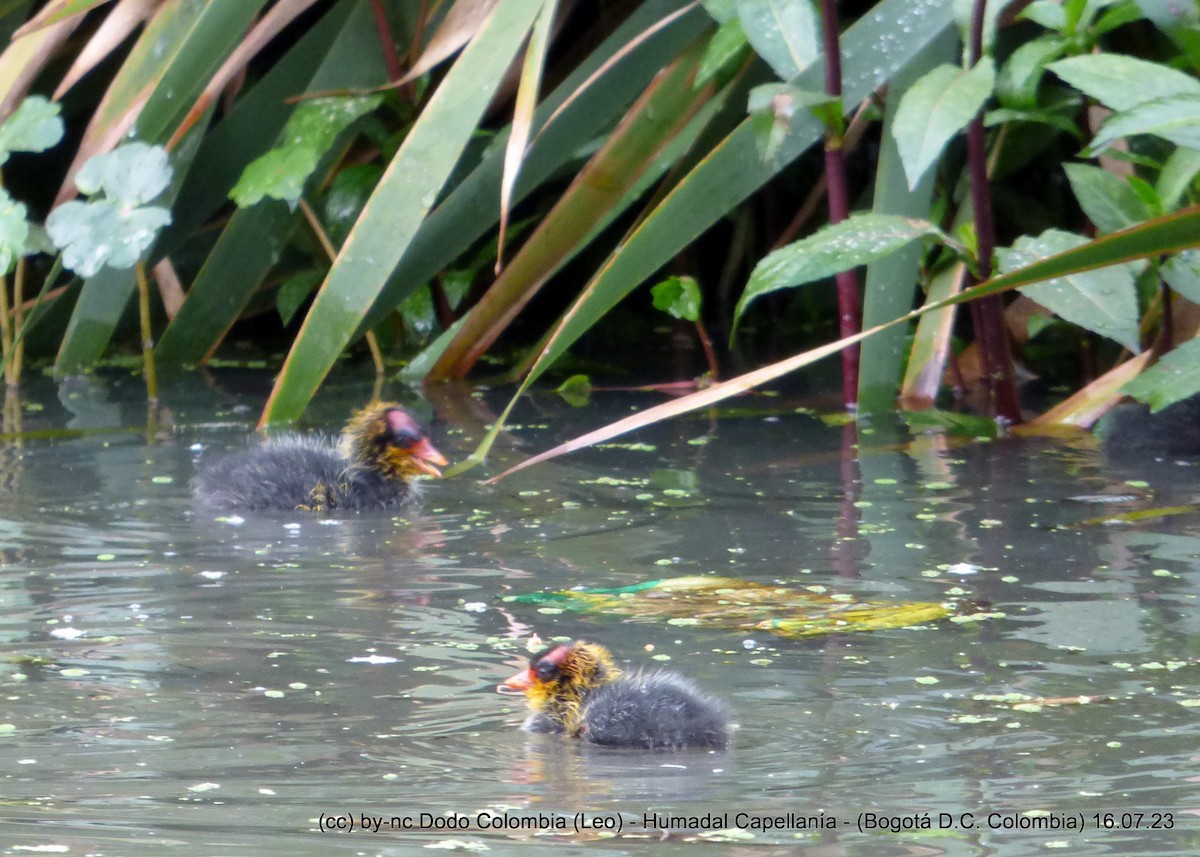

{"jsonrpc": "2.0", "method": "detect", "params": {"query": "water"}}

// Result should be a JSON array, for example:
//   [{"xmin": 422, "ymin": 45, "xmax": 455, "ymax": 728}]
[{"xmin": 1, "ymin": 372, "xmax": 1198, "ymax": 856}]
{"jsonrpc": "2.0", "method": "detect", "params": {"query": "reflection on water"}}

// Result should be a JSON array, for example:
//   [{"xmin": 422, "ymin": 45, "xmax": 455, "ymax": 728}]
[{"xmin": 0, "ymin": 372, "xmax": 1198, "ymax": 856}]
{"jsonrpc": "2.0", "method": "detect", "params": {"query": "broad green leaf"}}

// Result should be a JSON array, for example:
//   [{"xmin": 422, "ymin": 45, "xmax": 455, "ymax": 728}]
[
  {"xmin": 736, "ymin": 0, "xmax": 819, "ymax": 81},
  {"xmin": 1063, "ymin": 162, "xmax": 1150, "ymax": 233},
  {"xmin": 995, "ymin": 35, "xmax": 1065, "ymax": 109},
  {"xmin": 74, "ymin": 141, "xmax": 171, "ymax": 206},
  {"xmin": 997, "ymin": 228, "xmax": 1139, "ymax": 351},
  {"xmin": 1157, "ymin": 147, "xmax": 1200, "ymax": 209},
  {"xmin": 0, "ymin": 186, "xmax": 27, "ymax": 275},
  {"xmin": 46, "ymin": 200, "xmax": 171, "ymax": 278},
  {"xmin": 1161, "ymin": 249, "xmax": 1200, "ymax": 302},
  {"xmin": 696, "ymin": 14, "xmax": 748, "ymax": 89},
  {"xmin": 1021, "ymin": 0, "xmax": 1067, "ymax": 30},
  {"xmin": 1088, "ymin": 94, "xmax": 1200, "ymax": 153},
  {"xmin": 555, "ymin": 373, "xmax": 592, "ymax": 407},
  {"xmin": 860, "ymin": 28, "xmax": 955, "ymax": 413},
  {"xmin": 652, "ymin": 276, "xmax": 702, "ymax": 322},
  {"xmin": 230, "ymin": 95, "xmax": 382, "ymax": 207},
  {"xmin": 492, "ymin": 206, "xmax": 1200, "ymax": 480},
  {"xmin": 324, "ymin": 163, "xmax": 383, "ymax": 246},
  {"xmin": 261, "ymin": 0, "xmax": 547, "ymax": 423},
  {"xmin": 748, "ymin": 83, "xmax": 832, "ymax": 163},
  {"xmin": 277, "ymin": 270, "xmax": 321, "ymax": 326},
  {"xmin": 0, "ymin": 95, "xmax": 62, "ymax": 163},
  {"xmin": 893, "ymin": 58, "xmax": 995, "ymax": 190},
  {"xmin": 1048, "ymin": 54, "xmax": 1200, "ymax": 111},
  {"xmin": 736, "ymin": 214, "xmax": 943, "ymax": 326},
  {"xmin": 984, "ymin": 107, "xmax": 1080, "ymax": 137},
  {"xmin": 1121, "ymin": 337, "xmax": 1200, "ymax": 410}
]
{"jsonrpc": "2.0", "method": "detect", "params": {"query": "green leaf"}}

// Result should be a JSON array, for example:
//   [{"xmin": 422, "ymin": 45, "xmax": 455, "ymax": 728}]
[
  {"xmin": 46, "ymin": 200, "xmax": 172, "ymax": 278},
  {"xmin": 736, "ymin": 0, "xmax": 819, "ymax": 81},
  {"xmin": 995, "ymin": 35, "xmax": 1066, "ymax": 109},
  {"xmin": 0, "ymin": 95, "xmax": 62, "ymax": 164},
  {"xmin": 1021, "ymin": 0, "xmax": 1067, "ymax": 30},
  {"xmin": 262, "ymin": 0, "xmax": 547, "ymax": 423},
  {"xmin": 0, "ymin": 187, "xmax": 28, "ymax": 275},
  {"xmin": 277, "ymin": 270, "xmax": 321, "ymax": 327},
  {"xmin": 1048, "ymin": 54, "xmax": 1200, "ymax": 111},
  {"xmin": 555, "ymin": 373, "xmax": 592, "ymax": 407},
  {"xmin": 1088, "ymin": 94, "xmax": 1200, "ymax": 153},
  {"xmin": 230, "ymin": 95, "xmax": 382, "ymax": 207},
  {"xmin": 74, "ymin": 142, "xmax": 172, "ymax": 207},
  {"xmin": 736, "ymin": 214, "xmax": 943, "ymax": 326},
  {"xmin": 324, "ymin": 163, "xmax": 383, "ymax": 245},
  {"xmin": 1161, "ymin": 249, "xmax": 1200, "ymax": 302},
  {"xmin": 1063, "ymin": 162, "xmax": 1150, "ymax": 233},
  {"xmin": 696, "ymin": 15, "xmax": 748, "ymax": 89},
  {"xmin": 997, "ymin": 228, "xmax": 1139, "ymax": 351},
  {"xmin": 1157, "ymin": 147, "xmax": 1200, "ymax": 209},
  {"xmin": 893, "ymin": 58, "xmax": 995, "ymax": 190},
  {"xmin": 1121, "ymin": 337, "xmax": 1200, "ymax": 410},
  {"xmin": 748, "ymin": 83, "xmax": 832, "ymax": 163},
  {"xmin": 651, "ymin": 276, "xmax": 702, "ymax": 321}
]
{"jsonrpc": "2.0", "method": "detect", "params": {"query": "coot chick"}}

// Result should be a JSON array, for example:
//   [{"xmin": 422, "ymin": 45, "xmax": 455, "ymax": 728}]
[
  {"xmin": 499, "ymin": 640, "xmax": 731, "ymax": 750},
  {"xmin": 193, "ymin": 403, "xmax": 447, "ymax": 512},
  {"xmin": 1099, "ymin": 396, "xmax": 1200, "ymax": 459}
]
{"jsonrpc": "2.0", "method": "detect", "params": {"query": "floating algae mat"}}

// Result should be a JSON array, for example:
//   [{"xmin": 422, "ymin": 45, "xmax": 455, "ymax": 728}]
[{"xmin": 503, "ymin": 576, "xmax": 956, "ymax": 639}]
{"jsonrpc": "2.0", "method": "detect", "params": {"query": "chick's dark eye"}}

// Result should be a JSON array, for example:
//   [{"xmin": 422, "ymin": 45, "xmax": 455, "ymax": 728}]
[{"xmin": 536, "ymin": 662, "xmax": 558, "ymax": 682}]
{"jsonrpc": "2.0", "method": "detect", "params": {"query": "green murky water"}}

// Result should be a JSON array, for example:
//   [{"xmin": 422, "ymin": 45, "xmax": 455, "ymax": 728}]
[{"xmin": 0, "ymin": 372, "xmax": 1197, "ymax": 856}]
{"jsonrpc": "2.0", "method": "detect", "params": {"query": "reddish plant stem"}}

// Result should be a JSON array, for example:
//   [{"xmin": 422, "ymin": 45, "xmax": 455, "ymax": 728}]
[
  {"xmin": 369, "ymin": 0, "xmax": 404, "ymax": 82},
  {"xmin": 819, "ymin": 0, "xmax": 860, "ymax": 409},
  {"xmin": 966, "ymin": 0, "xmax": 1021, "ymax": 422}
]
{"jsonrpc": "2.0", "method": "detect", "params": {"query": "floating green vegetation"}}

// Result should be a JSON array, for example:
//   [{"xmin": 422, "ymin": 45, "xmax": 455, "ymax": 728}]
[{"xmin": 503, "ymin": 575, "xmax": 962, "ymax": 639}]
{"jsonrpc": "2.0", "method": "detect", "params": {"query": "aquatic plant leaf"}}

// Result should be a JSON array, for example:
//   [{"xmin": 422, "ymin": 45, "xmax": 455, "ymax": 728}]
[
  {"xmin": 491, "ymin": 204, "xmax": 1200, "ymax": 480},
  {"xmin": 261, "ymin": 0, "xmax": 547, "ymax": 424},
  {"xmin": 747, "ymin": 83, "xmax": 832, "ymax": 163},
  {"xmin": 1121, "ymin": 338, "xmax": 1200, "ymax": 411},
  {"xmin": 505, "ymin": 576, "xmax": 956, "ymax": 639},
  {"xmin": 1063, "ymin": 162, "xmax": 1150, "ymax": 234},
  {"xmin": 1048, "ymin": 54, "xmax": 1200, "ymax": 112},
  {"xmin": 45, "ymin": 199, "xmax": 171, "ymax": 277},
  {"xmin": 0, "ymin": 187, "xmax": 29, "ymax": 275},
  {"xmin": 696, "ymin": 14, "xmax": 748, "ymax": 89},
  {"xmin": 555, "ymin": 374, "xmax": 592, "ymax": 407},
  {"xmin": 1087, "ymin": 94, "xmax": 1200, "ymax": 153},
  {"xmin": 995, "ymin": 34, "xmax": 1065, "ymax": 109},
  {"xmin": 230, "ymin": 95, "xmax": 382, "ymax": 207},
  {"xmin": 736, "ymin": 214, "xmax": 943, "ymax": 327},
  {"xmin": 893, "ymin": 58, "xmax": 995, "ymax": 191},
  {"xmin": 736, "ymin": 0, "xmax": 819, "ymax": 81},
  {"xmin": 997, "ymin": 228, "xmax": 1139, "ymax": 352},
  {"xmin": 11, "ymin": 0, "xmax": 111, "ymax": 37},
  {"xmin": 276, "ymin": 269, "xmax": 321, "ymax": 326},
  {"xmin": 0, "ymin": 95, "xmax": 63, "ymax": 164},
  {"xmin": 74, "ymin": 141, "xmax": 171, "ymax": 206},
  {"xmin": 902, "ymin": 408, "xmax": 1000, "ymax": 438},
  {"xmin": 651, "ymin": 276, "xmax": 701, "ymax": 322}
]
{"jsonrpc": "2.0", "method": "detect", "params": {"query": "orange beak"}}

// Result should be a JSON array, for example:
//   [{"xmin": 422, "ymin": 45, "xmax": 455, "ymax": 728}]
[
  {"xmin": 409, "ymin": 437, "xmax": 449, "ymax": 478},
  {"xmin": 498, "ymin": 667, "xmax": 535, "ymax": 694}
]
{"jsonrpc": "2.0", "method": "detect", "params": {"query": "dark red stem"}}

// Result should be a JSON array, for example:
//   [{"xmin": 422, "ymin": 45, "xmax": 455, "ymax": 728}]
[
  {"xmin": 369, "ymin": 0, "xmax": 403, "ymax": 82},
  {"xmin": 967, "ymin": 0, "xmax": 1021, "ymax": 423},
  {"xmin": 819, "ymin": 0, "xmax": 860, "ymax": 409}
]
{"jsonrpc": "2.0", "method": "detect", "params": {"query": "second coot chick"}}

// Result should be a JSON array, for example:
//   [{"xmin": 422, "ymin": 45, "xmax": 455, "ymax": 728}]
[
  {"xmin": 1099, "ymin": 396, "xmax": 1200, "ymax": 459},
  {"xmin": 193, "ymin": 403, "xmax": 447, "ymax": 512},
  {"xmin": 500, "ymin": 640, "xmax": 731, "ymax": 750}
]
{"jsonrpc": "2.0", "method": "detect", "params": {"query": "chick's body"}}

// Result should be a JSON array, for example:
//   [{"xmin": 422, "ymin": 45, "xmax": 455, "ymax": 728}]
[
  {"xmin": 193, "ymin": 403, "xmax": 446, "ymax": 512},
  {"xmin": 503, "ymin": 641, "xmax": 731, "ymax": 751}
]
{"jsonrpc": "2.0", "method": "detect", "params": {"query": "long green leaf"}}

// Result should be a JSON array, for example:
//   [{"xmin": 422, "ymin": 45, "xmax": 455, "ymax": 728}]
[
  {"xmin": 454, "ymin": 0, "xmax": 958, "ymax": 469},
  {"xmin": 491, "ymin": 204, "xmax": 1200, "ymax": 479},
  {"xmin": 260, "ymin": 0, "xmax": 547, "ymax": 424},
  {"xmin": 53, "ymin": 0, "xmax": 268, "ymax": 375},
  {"xmin": 429, "ymin": 35, "xmax": 717, "ymax": 379},
  {"xmin": 1047, "ymin": 54, "xmax": 1200, "ymax": 111},
  {"xmin": 356, "ymin": 0, "xmax": 710, "ymax": 336},
  {"xmin": 859, "ymin": 28, "xmax": 955, "ymax": 412}
]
